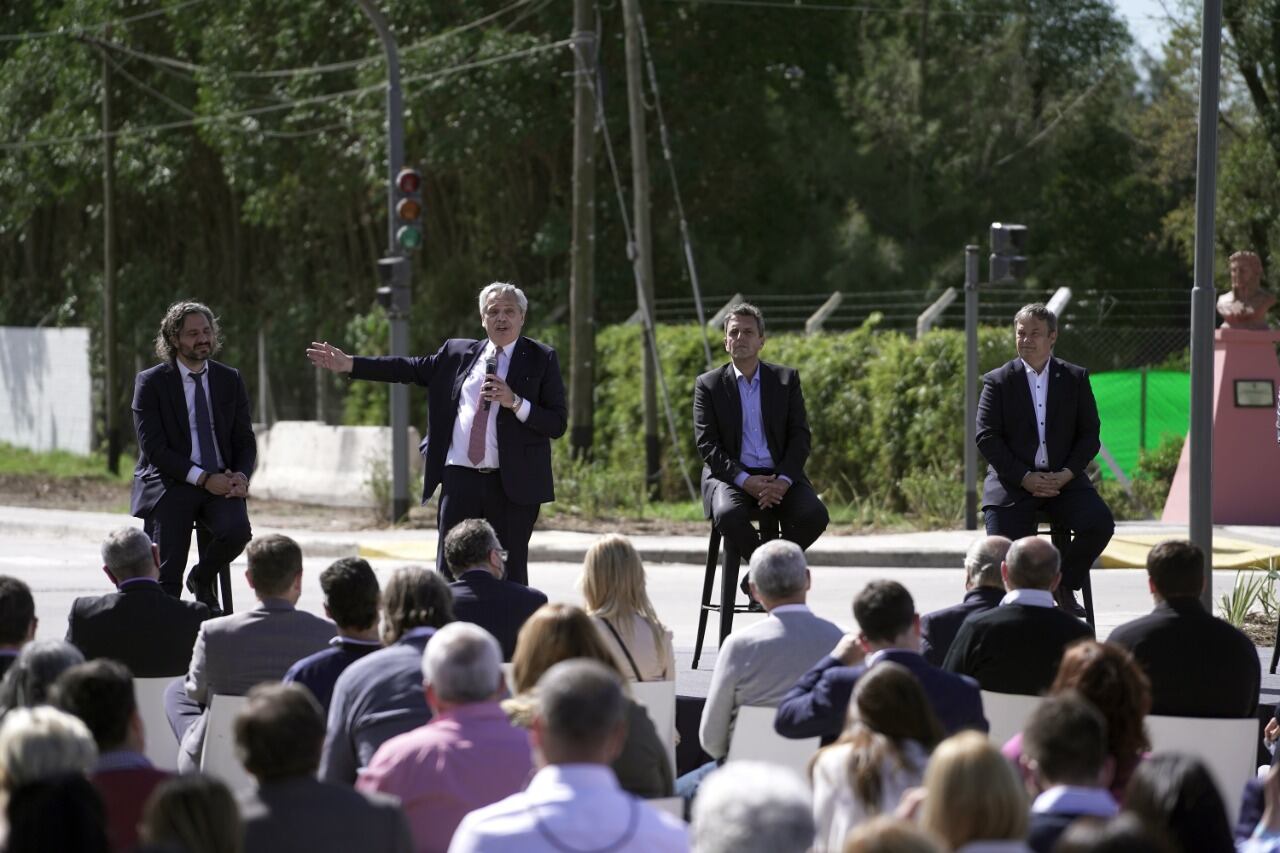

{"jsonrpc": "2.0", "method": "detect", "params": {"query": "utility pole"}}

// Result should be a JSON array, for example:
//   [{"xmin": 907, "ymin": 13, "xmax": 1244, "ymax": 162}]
[
  {"xmin": 622, "ymin": 0, "xmax": 659, "ymax": 498},
  {"xmin": 568, "ymin": 0, "xmax": 597, "ymax": 459},
  {"xmin": 355, "ymin": 0, "xmax": 411, "ymax": 523},
  {"xmin": 963, "ymin": 245, "xmax": 978, "ymax": 530},
  {"xmin": 100, "ymin": 26, "xmax": 120, "ymax": 474}
]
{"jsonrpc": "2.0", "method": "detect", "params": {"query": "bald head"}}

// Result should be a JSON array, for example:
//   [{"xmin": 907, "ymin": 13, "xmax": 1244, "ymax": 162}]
[
  {"xmin": 965, "ymin": 536, "xmax": 1011, "ymax": 590},
  {"xmin": 1003, "ymin": 537, "xmax": 1060, "ymax": 591}
]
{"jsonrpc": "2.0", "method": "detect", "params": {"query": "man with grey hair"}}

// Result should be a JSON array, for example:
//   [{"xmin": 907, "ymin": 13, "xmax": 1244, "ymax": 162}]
[
  {"xmin": 919, "ymin": 534, "xmax": 1011, "ymax": 665},
  {"xmin": 308, "ymin": 282, "xmax": 566, "ymax": 587},
  {"xmin": 445, "ymin": 519, "xmax": 547, "ymax": 660},
  {"xmin": 943, "ymin": 536, "xmax": 1093, "ymax": 695},
  {"xmin": 678, "ymin": 540, "xmax": 842, "ymax": 797},
  {"xmin": 694, "ymin": 302, "xmax": 829, "ymax": 608},
  {"xmin": 357, "ymin": 622, "xmax": 532, "ymax": 852},
  {"xmin": 976, "ymin": 302, "xmax": 1113, "ymax": 617},
  {"xmin": 67, "ymin": 526, "xmax": 210, "ymax": 677},
  {"xmin": 691, "ymin": 761, "xmax": 814, "ymax": 853},
  {"xmin": 449, "ymin": 659, "xmax": 688, "ymax": 852}
]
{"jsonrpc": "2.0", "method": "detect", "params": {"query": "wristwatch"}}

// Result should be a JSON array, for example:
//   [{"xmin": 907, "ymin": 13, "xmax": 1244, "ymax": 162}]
[
  {"xmin": 197, "ymin": 471, "xmax": 210, "ymax": 488},
  {"xmin": 509, "ymin": 394, "xmax": 523, "ymax": 411}
]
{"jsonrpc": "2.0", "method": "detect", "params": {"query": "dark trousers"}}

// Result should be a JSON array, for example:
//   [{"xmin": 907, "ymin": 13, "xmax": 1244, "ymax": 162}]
[
  {"xmin": 708, "ymin": 472, "xmax": 829, "ymax": 562},
  {"xmin": 163, "ymin": 677, "xmax": 202, "ymax": 744},
  {"xmin": 437, "ymin": 465, "xmax": 540, "ymax": 586},
  {"xmin": 146, "ymin": 483, "xmax": 252, "ymax": 597},
  {"xmin": 984, "ymin": 488, "xmax": 1115, "ymax": 590}
]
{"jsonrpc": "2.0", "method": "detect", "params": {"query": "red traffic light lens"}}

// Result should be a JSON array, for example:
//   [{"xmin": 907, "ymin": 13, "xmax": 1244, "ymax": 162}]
[
  {"xmin": 397, "ymin": 168, "xmax": 422, "ymax": 194},
  {"xmin": 396, "ymin": 198, "xmax": 422, "ymax": 221}
]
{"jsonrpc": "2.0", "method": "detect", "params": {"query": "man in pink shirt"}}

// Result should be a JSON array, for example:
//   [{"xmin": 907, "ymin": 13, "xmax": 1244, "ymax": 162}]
[{"xmin": 357, "ymin": 621, "xmax": 533, "ymax": 853}]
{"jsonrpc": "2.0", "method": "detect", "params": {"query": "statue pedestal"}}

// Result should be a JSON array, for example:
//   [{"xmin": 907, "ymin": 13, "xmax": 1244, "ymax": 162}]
[{"xmin": 1162, "ymin": 329, "xmax": 1280, "ymax": 524}]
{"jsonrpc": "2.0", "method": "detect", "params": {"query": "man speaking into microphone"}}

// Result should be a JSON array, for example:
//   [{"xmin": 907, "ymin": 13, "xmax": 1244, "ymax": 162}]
[{"xmin": 306, "ymin": 283, "xmax": 566, "ymax": 585}]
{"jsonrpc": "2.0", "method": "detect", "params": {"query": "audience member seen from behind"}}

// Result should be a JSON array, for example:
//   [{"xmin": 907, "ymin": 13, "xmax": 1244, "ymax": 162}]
[
  {"xmin": 0, "ymin": 705, "xmax": 97, "ymax": 791},
  {"xmin": 690, "ymin": 761, "xmax": 813, "ymax": 853},
  {"xmin": 919, "ymin": 535, "xmax": 1011, "ymax": 666},
  {"xmin": 506, "ymin": 603, "xmax": 672, "ymax": 798},
  {"xmin": 1002, "ymin": 640, "xmax": 1150, "ymax": 803},
  {"xmin": 445, "ymin": 520, "xmax": 548, "ymax": 662},
  {"xmin": 321, "ymin": 566, "xmax": 453, "ymax": 785},
  {"xmin": 0, "ymin": 640, "xmax": 85, "ymax": 716},
  {"xmin": 51, "ymin": 659, "xmax": 170, "ymax": 852},
  {"xmin": 811, "ymin": 662, "xmax": 944, "ymax": 851},
  {"xmin": 0, "ymin": 577, "xmax": 36, "ymax": 681},
  {"xmin": 1124, "ymin": 753, "xmax": 1235, "ymax": 853},
  {"xmin": 581, "ymin": 533, "xmax": 675, "ymax": 681},
  {"xmin": 1239, "ymin": 765, "xmax": 1280, "ymax": 853},
  {"xmin": 141, "ymin": 773, "xmax": 243, "ymax": 853},
  {"xmin": 1019, "ymin": 693, "xmax": 1118, "ymax": 853},
  {"xmin": 234, "ymin": 683, "xmax": 412, "ymax": 853},
  {"xmin": 1053, "ymin": 814, "xmax": 1171, "ymax": 853},
  {"xmin": 359, "ymin": 622, "xmax": 533, "ymax": 853},
  {"xmin": 283, "ymin": 556, "xmax": 383, "ymax": 712},
  {"xmin": 449, "ymin": 659, "xmax": 688, "ymax": 853},
  {"xmin": 917, "ymin": 731, "xmax": 1031, "ymax": 853},
  {"xmin": 5, "ymin": 773, "xmax": 108, "ymax": 853},
  {"xmin": 842, "ymin": 816, "xmax": 944, "ymax": 853}
]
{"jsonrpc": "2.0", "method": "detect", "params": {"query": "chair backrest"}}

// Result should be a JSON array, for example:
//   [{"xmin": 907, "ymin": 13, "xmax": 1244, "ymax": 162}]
[
  {"xmin": 1145, "ymin": 714, "xmax": 1259, "ymax": 823},
  {"xmin": 980, "ymin": 690, "xmax": 1044, "ymax": 748},
  {"xmin": 200, "ymin": 694, "xmax": 254, "ymax": 793},
  {"xmin": 134, "ymin": 677, "xmax": 179, "ymax": 772},
  {"xmin": 648, "ymin": 797, "xmax": 686, "ymax": 822},
  {"xmin": 630, "ymin": 679, "xmax": 677, "ymax": 775},
  {"xmin": 726, "ymin": 705, "xmax": 819, "ymax": 777}
]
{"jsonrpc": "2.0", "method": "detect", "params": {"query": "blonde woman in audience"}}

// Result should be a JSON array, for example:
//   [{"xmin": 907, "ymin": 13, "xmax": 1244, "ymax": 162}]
[
  {"xmin": 581, "ymin": 534, "xmax": 675, "ymax": 681},
  {"xmin": 811, "ymin": 662, "xmax": 944, "ymax": 852},
  {"xmin": 141, "ymin": 773, "xmax": 243, "ymax": 853},
  {"xmin": 918, "ymin": 731, "xmax": 1032, "ymax": 853},
  {"xmin": 507, "ymin": 603, "xmax": 673, "ymax": 798}
]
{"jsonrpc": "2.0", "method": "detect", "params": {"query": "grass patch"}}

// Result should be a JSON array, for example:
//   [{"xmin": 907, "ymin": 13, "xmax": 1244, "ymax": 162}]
[{"xmin": 0, "ymin": 442, "xmax": 133, "ymax": 483}]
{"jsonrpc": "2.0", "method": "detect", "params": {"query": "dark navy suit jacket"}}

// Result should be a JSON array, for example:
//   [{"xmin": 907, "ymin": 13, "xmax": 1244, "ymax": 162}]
[
  {"xmin": 351, "ymin": 336, "xmax": 566, "ymax": 506},
  {"xmin": 130, "ymin": 359, "xmax": 256, "ymax": 518},
  {"xmin": 774, "ymin": 648, "xmax": 987, "ymax": 743},
  {"xmin": 919, "ymin": 586, "xmax": 1005, "ymax": 666},
  {"xmin": 66, "ymin": 579, "xmax": 210, "ymax": 677},
  {"xmin": 449, "ymin": 570, "xmax": 548, "ymax": 661}
]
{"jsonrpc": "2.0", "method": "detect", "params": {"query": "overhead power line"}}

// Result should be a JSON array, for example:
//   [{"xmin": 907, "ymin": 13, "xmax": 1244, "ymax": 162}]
[{"xmin": 0, "ymin": 0, "xmax": 211, "ymax": 42}]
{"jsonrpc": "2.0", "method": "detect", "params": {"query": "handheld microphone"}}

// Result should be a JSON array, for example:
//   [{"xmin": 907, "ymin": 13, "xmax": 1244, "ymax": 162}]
[{"xmin": 482, "ymin": 354, "xmax": 498, "ymax": 411}]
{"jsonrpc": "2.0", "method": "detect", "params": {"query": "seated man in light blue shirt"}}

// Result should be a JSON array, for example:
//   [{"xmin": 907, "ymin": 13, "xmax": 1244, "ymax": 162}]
[{"xmin": 693, "ymin": 303, "xmax": 829, "ymax": 604}]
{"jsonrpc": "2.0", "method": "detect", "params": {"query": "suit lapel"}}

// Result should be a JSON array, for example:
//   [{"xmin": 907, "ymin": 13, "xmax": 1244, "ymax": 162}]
[
  {"xmin": 453, "ymin": 340, "xmax": 486, "ymax": 401},
  {"xmin": 165, "ymin": 363, "xmax": 191, "ymax": 453},
  {"xmin": 1044, "ymin": 357, "xmax": 1064, "ymax": 447},
  {"xmin": 506, "ymin": 337, "xmax": 529, "ymax": 397},
  {"xmin": 718, "ymin": 365, "xmax": 742, "ymax": 457},
  {"xmin": 758, "ymin": 362, "xmax": 780, "ymax": 457},
  {"xmin": 1010, "ymin": 359, "xmax": 1035, "ymax": 427}
]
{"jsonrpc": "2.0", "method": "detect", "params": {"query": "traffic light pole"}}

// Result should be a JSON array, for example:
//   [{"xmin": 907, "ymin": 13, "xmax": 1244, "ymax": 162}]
[
  {"xmin": 963, "ymin": 245, "xmax": 979, "ymax": 530},
  {"xmin": 356, "ymin": 0, "xmax": 411, "ymax": 523}
]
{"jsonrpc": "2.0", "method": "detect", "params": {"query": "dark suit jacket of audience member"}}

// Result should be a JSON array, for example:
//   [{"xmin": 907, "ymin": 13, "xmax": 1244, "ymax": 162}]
[
  {"xmin": 449, "ymin": 570, "xmax": 548, "ymax": 661},
  {"xmin": 1107, "ymin": 597, "xmax": 1260, "ymax": 718},
  {"xmin": 774, "ymin": 649, "xmax": 988, "ymax": 744},
  {"xmin": 919, "ymin": 586, "xmax": 1005, "ymax": 667},
  {"xmin": 283, "ymin": 639, "xmax": 381, "ymax": 713},
  {"xmin": 0, "ymin": 652, "xmax": 19, "ymax": 683},
  {"xmin": 238, "ymin": 776, "xmax": 413, "ymax": 853},
  {"xmin": 942, "ymin": 603, "xmax": 1094, "ymax": 695},
  {"xmin": 1028, "ymin": 812, "xmax": 1087, "ymax": 853},
  {"xmin": 67, "ymin": 579, "xmax": 211, "ymax": 676},
  {"xmin": 93, "ymin": 765, "xmax": 170, "ymax": 852}
]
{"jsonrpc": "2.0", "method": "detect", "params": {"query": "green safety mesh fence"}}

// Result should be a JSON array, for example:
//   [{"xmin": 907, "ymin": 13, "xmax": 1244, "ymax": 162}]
[{"xmin": 1092, "ymin": 370, "xmax": 1188, "ymax": 480}]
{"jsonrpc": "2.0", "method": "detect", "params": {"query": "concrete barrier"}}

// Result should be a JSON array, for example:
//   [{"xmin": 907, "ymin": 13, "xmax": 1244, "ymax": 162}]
[
  {"xmin": 251, "ymin": 421, "xmax": 422, "ymax": 508},
  {"xmin": 0, "ymin": 326, "xmax": 92, "ymax": 455}
]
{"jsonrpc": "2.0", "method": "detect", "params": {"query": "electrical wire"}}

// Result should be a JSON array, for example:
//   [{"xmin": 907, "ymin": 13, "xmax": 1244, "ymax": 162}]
[{"xmin": 0, "ymin": 0, "xmax": 212, "ymax": 42}]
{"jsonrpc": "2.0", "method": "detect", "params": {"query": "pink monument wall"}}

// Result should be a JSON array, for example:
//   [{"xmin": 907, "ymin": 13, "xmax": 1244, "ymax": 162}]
[{"xmin": 1162, "ymin": 328, "xmax": 1280, "ymax": 524}]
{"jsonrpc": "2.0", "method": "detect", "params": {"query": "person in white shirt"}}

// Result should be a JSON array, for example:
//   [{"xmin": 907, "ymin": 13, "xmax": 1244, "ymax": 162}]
[
  {"xmin": 448, "ymin": 658, "xmax": 688, "ymax": 853},
  {"xmin": 581, "ymin": 534, "xmax": 675, "ymax": 682}
]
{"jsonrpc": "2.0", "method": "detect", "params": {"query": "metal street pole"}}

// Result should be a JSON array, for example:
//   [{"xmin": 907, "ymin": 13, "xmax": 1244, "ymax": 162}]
[
  {"xmin": 569, "ymin": 0, "xmax": 597, "ymax": 459},
  {"xmin": 1190, "ymin": 0, "xmax": 1222, "ymax": 610},
  {"xmin": 100, "ymin": 26, "xmax": 120, "ymax": 474},
  {"xmin": 963, "ymin": 245, "xmax": 979, "ymax": 530},
  {"xmin": 355, "ymin": 0, "xmax": 411, "ymax": 523}
]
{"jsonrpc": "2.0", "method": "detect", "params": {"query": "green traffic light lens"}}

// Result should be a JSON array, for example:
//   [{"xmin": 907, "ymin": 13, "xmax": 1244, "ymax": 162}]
[{"xmin": 397, "ymin": 225, "xmax": 423, "ymax": 249}]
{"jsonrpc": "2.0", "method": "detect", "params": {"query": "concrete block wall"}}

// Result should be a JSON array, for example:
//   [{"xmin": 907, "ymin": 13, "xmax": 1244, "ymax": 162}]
[
  {"xmin": 0, "ymin": 327, "xmax": 92, "ymax": 455},
  {"xmin": 252, "ymin": 421, "xmax": 423, "ymax": 508}
]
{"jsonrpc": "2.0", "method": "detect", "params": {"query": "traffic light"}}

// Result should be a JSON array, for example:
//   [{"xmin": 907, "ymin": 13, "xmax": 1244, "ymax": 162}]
[
  {"xmin": 395, "ymin": 167, "xmax": 423, "ymax": 251},
  {"xmin": 989, "ymin": 222, "xmax": 1028, "ymax": 283}
]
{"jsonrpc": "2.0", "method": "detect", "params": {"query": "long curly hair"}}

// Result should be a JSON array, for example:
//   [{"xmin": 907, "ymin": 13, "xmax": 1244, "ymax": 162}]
[
  {"xmin": 380, "ymin": 566, "xmax": 453, "ymax": 645},
  {"xmin": 154, "ymin": 301, "xmax": 222, "ymax": 362},
  {"xmin": 1050, "ymin": 640, "xmax": 1151, "ymax": 781}
]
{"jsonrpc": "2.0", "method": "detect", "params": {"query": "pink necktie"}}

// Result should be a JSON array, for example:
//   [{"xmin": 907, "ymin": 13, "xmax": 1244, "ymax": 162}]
[{"xmin": 467, "ymin": 347, "xmax": 500, "ymax": 465}]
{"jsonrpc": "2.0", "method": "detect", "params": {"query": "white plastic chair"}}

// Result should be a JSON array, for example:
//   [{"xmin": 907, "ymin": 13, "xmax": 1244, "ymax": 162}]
[
  {"xmin": 200, "ymin": 695, "xmax": 254, "ymax": 792},
  {"xmin": 979, "ymin": 690, "xmax": 1045, "ymax": 748},
  {"xmin": 648, "ymin": 797, "xmax": 686, "ymax": 821},
  {"xmin": 1145, "ymin": 714, "xmax": 1258, "ymax": 822},
  {"xmin": 133, "ymin": 677, "xmax": 179, "ymax": 772},
  {"xmin": 725, "ymin": 705, "xmax": 819, "ymax": 777},
  {"xmin": 631, "ymin": 679, "xmax": 677, "ymax": 775}
]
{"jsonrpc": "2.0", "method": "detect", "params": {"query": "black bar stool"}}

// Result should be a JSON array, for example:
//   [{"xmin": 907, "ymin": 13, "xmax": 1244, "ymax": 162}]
[
  {"xmin": 1036, "ymin": 512, "xmax": 1094, "ymax": 628},
  {"xmin": 144, "ymin": 518, "xmax": 234, "ymax": 614},
  {"xmin": 692, "ymin": 512, "xmax": 779, "ymax": 669}
]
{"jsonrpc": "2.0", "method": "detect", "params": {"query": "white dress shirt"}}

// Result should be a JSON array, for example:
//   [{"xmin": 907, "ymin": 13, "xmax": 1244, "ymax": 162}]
[
  {"xmin": 1021, "ymin": 358, "xmax": 1051, "ymax": 470},
  {"xmin": 447, "ymin": 764, "xmax": 689, "ymax": 853},
  {"xmin": 177, "ymin": 359, "xmax": 224, "ymax": 484},
  {"xmin": 445, "ymin": 342, "xmax": 532, "ymax": 470},
  {"xmin": 1000, "ymin": 589, "xmax": 1056, "ymax": 609}
]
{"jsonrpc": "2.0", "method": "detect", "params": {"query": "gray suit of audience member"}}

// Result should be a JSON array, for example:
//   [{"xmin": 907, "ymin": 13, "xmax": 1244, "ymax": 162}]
[
  {"xmin": 235, "ymin": 683, "xmax": 412, "ymax": 853},
  {"xmin": 699, "ymin": 540, "xmax": 844, "ymax": 759},
  {"xmin": 170, "ymin": 535, "xmax": 335, "ymax": 771}
]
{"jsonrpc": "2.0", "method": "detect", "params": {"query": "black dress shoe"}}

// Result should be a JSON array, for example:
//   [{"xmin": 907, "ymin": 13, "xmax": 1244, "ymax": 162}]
[
  {"xmin": 186, "ymin": 571, "xmax": 222, "ymax": 615},
  {"xmin": 738, "ymin": 574, "xmax": 765, "ymax": 611},
  {"xmin": 1054, "ymin": 586, "xmax": 1087, "ymax": 619}
]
